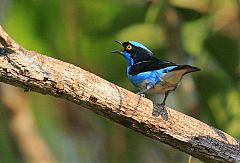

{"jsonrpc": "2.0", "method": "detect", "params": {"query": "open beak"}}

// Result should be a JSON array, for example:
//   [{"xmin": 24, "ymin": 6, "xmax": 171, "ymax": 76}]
[
  {"xmin": 114, "ymin": 40, "xmax": 122, "ymax": 45},
  {"xmin": 110, "ymin": 40, "xmax": 123, "ymax": 55}
]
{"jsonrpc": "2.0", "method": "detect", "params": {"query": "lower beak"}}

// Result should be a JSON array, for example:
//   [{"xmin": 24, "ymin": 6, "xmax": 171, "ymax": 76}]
[{"xmin": 110, "ymin": 50, "xmax": 123, "ymax": 55}]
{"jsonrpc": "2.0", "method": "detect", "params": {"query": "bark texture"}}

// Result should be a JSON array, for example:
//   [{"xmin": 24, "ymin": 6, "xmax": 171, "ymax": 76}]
[{"xmin": 0, "ymin": 26, "xmax": 239, "ymax": 163}]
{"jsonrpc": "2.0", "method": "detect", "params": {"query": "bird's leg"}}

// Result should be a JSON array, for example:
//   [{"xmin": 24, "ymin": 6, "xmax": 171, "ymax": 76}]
[
  {"xmin": 136, "ymin": 91, "xmax": 145, "ymax": 97},
  {"xmin": 136, "ymin": 85, "xmax": 153, "ymax": 97},
  {"xmin": 160, "ymin": 91, "xmax": 170, "ymax": 109}
]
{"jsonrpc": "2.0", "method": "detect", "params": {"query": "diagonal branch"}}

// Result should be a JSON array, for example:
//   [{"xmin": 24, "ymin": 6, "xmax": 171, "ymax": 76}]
[{"xmin": 0, "ymin": 26, "xmax": 239, "ymax": 163}]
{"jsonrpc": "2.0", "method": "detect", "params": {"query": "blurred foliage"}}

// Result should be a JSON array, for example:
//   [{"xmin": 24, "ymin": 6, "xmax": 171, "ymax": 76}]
[{"xmin": 0, "ymin": 0, "xmax": 240, "ymax": 162}]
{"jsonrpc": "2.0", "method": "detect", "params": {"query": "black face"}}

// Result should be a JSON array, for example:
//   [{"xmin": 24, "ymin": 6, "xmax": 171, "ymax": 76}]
[
  {"xmin": 111, "ymin": 40, "xmax": 180, "ymax": 76},
  {"xmin": 121, "ymin": 41, "xmax": 154, "ymax": 64}
]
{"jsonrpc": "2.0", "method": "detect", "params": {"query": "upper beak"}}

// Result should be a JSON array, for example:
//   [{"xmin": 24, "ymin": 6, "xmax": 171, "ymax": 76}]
[
  {"xmin": 114, "ymin": 40, "xmax": 122, "ymax": 45},
  {"xmin": 110, "ymin": 40, "xmax": 123, "ymax": 54}
]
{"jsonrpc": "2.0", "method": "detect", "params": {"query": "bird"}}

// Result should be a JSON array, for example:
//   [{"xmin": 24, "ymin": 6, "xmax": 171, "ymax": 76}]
[{"xmin": 111, "ymin": 40, "xmax": 200, "ymax": 108}]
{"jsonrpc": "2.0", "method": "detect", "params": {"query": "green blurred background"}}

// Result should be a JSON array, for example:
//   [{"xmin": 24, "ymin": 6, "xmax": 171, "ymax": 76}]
[{"xmin": 0, "ymin": 0, "xmax": 239, "ymax": 162}]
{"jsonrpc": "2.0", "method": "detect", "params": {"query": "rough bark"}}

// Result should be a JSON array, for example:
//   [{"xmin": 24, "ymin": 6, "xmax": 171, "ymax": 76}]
[{"xmin": 0, "ymin": 26, "xmax": 239, "ymax": 163}]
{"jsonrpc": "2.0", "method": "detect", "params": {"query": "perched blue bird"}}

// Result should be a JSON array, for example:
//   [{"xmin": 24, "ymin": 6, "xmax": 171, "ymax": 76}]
[{"xmin": 111, "ymin": 40, "xmax": 200, "ymax": 108}]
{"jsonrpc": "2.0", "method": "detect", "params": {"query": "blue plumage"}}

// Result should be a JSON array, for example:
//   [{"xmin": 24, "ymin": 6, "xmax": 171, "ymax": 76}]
[
  {"xmin": 111, "ymin": 40, "xmax": 200, "ymax": 107},
  {"xmin": 128, "ymin": 41, "xmax": 151, "ymax": 52}
]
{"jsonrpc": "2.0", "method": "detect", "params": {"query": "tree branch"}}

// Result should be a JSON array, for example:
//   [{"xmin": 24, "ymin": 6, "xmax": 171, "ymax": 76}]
[{"xmin": 0, "ymin": 25, "xmax": 239, "ymax": 163}]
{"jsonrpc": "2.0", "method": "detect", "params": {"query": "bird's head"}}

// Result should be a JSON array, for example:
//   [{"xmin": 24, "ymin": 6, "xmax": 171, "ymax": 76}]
[{"xmin": 111, "ymin": 41, "xmax": 153, "ymax": 65}]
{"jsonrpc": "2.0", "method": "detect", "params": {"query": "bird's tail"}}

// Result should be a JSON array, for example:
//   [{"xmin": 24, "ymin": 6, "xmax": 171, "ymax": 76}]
[
  {"xmin": 182, "ymin": 65, "xmax": 200, "ymax": 74},
  {"xmin": 170, "ymin": 65, "xmax": 200, "ymax": 75}
]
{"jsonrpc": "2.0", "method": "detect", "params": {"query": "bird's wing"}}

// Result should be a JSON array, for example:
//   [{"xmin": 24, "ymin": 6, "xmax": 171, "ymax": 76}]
[
  {"xmin": 160, "ymin": 65, "xmax": 200, "ymax": 85},
  {"xmin": 128, "ymin": 57, "xmax": 177, "ymax": 76}
]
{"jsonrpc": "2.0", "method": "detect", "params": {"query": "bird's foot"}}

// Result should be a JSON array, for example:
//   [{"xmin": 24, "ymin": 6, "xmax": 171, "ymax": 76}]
[
  {"xmin": 153, "ymin": 102, "xmax": 166, "ymax": 114},
  {"xmin": 152, "ymin": 103, "xmax": 168, "ymax": 119},
  {"xmin": 159, "ymin": 103, "xmax": 166, "ymax": 111},
  {"xmin": 136, "ymin": 92, "xmax": 145, "ymax": 97}
]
